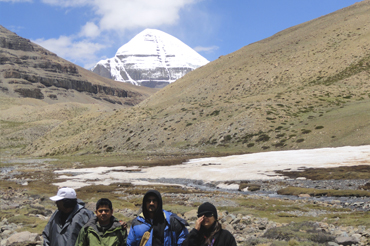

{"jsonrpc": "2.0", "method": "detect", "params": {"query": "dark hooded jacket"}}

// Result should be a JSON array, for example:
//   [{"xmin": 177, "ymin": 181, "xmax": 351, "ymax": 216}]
[
  {"xmin": 127, "ymin": 190, "xmax": 188, "ymax": 246},
  {"xmin": 182, "ymin": 222, "xmax": 237, "ymax": 246}
]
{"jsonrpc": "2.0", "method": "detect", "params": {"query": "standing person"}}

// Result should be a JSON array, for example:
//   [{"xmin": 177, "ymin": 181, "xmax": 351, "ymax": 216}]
[
  {"xmin": 182, "ymin": 202, "xmax": 237, "ymax": 246},
  {"xmin": 42, "ymin": 187, "xmax": 94, "ymax": 246},
  {"xmin": 75, "ymin": 198, "xmax": 127, "ymax": 246},
  {"xmin": 127, "ymin": 190, "xmax": 188, "ymax": 246}
]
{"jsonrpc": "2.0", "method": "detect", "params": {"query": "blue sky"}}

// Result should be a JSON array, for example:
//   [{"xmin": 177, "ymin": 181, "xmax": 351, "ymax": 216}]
[{"xmin": 0, "ymin": 0, "xmax": 361, "ymax": 69}]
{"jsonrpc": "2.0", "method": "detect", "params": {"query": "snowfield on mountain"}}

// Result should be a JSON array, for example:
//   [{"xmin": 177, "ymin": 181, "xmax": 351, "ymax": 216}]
[{"xmin": 92, "ymin": 29, "xmax": 209, "ymax": 88}]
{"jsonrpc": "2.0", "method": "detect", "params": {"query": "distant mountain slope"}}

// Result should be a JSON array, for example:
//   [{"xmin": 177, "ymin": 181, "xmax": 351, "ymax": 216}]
[
  {"xmin": 0, "ymin": 25, "xmax": 156, "ymax": 151},
  {"xmin": 92, "ymin": 29, "xmax": 209, "ymax": 88},
  {"xmin": 22, "ymin": 0, "xmax": 370, "ymax": 156},
  {"xmin": 0, "ymin": 25, "xmax": 156, "ymax": 106}
]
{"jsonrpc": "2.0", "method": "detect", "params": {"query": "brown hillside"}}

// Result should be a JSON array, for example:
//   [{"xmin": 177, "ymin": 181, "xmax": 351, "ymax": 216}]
[
  {"xmin": 20, "ymin": 0, "xmax": 370, "ymax": 156},
  {"xmin": 0, "ymin": 25, "xmax": 156, "ymax": 105},
  {"xmin": 0, "ymin": 26, "xmax": 156, "ymax": 150}
]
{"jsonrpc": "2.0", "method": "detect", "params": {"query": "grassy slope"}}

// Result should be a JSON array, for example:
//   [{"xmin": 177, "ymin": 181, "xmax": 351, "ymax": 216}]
[
  {"xmin": 0, "ymin": 26, "xmax": 158, "ymax": 151},
  {"xmin": 7, "ymin": 0, "xmax": 370, "ymax": 157}
]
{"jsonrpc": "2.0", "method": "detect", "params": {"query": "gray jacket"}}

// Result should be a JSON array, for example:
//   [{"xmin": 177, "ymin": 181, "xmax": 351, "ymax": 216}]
[{"xmin": 42, "ymin": 203, "xmax": 94, "ymax": 246}]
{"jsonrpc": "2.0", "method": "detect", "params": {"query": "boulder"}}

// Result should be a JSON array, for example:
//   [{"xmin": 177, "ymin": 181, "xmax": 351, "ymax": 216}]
[
  {"xmin": 327, "ymin": 242, "xmax": 339, "ymax": 246},
  {"xmin": 184, "ymin": 210, "xmax": 197, "ymax": 221},
  {"xmin": 6, "ymin": 231, "xmax": 40, "ymax": 245},
  {"xmin": 298, "ymin": 194, "xmax": 311, "ymax": 198},
  {"xmin": 335, "ymin": 236, "xmax": 359, "ymax": 246}
]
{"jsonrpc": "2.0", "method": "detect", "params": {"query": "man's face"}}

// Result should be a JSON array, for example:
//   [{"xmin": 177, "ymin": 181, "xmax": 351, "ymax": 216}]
[
  {"xmin": 146, "ymin": 195, "xmax": 158, "ymax": 214},
  {"xmin": 95, "ymin": 205, "xmax": 113, "ymax": 226},
  {"xmin": 56, "ymin": 200, "xmax": 67, "ymax": 213},
  {"xmin": 56, "ymin": 200, "xmax": 63, "ymax": 211}
]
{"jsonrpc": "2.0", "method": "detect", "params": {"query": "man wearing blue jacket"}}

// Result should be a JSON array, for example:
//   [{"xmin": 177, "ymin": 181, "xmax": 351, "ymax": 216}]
[{"xmin": 127, "ymin": 190, "xmax": 188, "ymax": 246}]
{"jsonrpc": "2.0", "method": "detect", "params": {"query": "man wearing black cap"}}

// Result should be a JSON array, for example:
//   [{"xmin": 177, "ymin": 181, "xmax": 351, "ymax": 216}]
[
  {"xmin": 127, "ymin": 190, "xmax": 188, "ymax": 246},
  {"xmin": 42, "ymin": 187, "xmax": 94, "ymax": 246},
  {"xmin": 182, "ymin": 202, "xmax": 236, "ymax": 246}
]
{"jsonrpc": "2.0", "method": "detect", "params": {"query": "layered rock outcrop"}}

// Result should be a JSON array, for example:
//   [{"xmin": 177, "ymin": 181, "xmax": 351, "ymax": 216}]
[{"xmin": 0, "ymin": 25, "xmax": 155, "ymax": 105}]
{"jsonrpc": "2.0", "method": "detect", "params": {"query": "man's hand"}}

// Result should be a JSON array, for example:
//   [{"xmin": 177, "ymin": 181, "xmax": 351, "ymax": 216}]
[{"xmin": 119, "ymin": 220, "xmax": 127, "ymax": 229}]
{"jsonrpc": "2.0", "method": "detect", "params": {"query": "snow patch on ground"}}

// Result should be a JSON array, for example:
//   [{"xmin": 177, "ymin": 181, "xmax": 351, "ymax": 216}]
[{"xmin": 53, "ymin": 145, "xmax": 370, "ymax": 189}]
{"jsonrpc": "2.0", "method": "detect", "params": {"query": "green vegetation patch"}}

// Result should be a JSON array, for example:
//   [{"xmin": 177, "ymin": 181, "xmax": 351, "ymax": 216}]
[
  {"xmin": 76, "ymin": 184, "xmax": 133, "ymax": 200},
  {"xmin": 0, "ymin": 120, "xmax": 25, "ymax": 128},
  {"xmin": 8, "ymin": 214, "xmax": 48, "ymax": 233},
  {"xmin": 263, "ymin": 221, "xmax": 335, "ymax": 244},
  {"xmin": 256, "ymin": 133, "xmax": 270, "ymax": 142},
  {"xmin": 239, "ymin": 181, "xmax": 261, "ymax": 191},
  {"xmin": 277, "ymin": 186, "xmax": 370, "ymax": 197},
  {"xmin": 210, "ymin": 110, "xmax": 220, "ymax": 116},
  {"xmin": 310, "ymin": 54, "xmax": 370, "ymax": 86},
  {"xmin": 276, "ymin": 165, "xmax": 370, "ymax": 180}
]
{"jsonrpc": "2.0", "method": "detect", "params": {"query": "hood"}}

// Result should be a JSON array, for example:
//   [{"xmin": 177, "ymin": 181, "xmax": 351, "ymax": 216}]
[
  {"xmin": 77, "ymin": 199, "xmax": 86, "ymax": 206},
  {"xmin": 142, "ymin": 190, "xmax": 164, "ymax": 222}
]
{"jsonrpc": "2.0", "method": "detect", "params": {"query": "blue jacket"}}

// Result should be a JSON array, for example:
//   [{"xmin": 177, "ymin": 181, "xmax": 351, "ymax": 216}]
[{"xmin": 127, "ymin": 210, "xmax": 188, "ymax": 246}]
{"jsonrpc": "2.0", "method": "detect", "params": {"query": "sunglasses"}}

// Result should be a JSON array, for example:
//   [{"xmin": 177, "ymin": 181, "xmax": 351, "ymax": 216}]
[{"xmin": 197, "ymin": 212, "xmax": 213, "ymax": 218}]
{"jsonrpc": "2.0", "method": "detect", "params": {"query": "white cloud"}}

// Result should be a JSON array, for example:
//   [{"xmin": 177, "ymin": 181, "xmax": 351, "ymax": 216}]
[
  {"xmin": 42, "ymin": 0, "xmax": 198, "ymax": 31},
  {"xmin": 96, "ymin": 0, "xmax": 197, "ymax": 31},
  {"xmin": 37, "ymin": 0, "xmax": 201, "ymax": 68},
  {"xmin": 33, "ymin": 36, "xmax": 106, "ymax": 69},
  {"xmin": 79, "ymin": 22, "xmax": 101, "ymax": 38},
  {"xmin": 194, "ymin": 45, "xmax": 219, "ymax": 53}
]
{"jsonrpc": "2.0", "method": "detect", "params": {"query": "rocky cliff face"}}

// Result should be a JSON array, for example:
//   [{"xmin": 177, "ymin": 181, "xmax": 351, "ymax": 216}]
[
  {"xmin": 92, "ymin": 29, "xmax": 209, "ymax": 88},
  {"xmin": 0, "ymin": 25, "xmax": 155, "ymax": 106}
]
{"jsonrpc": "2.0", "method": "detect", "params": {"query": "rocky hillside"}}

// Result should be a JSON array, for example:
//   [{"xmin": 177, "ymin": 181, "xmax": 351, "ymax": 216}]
[
  {"xmin": 0, "ymin": 25, "xmax": 156, "ymax": 106},
  {"xmin": 19, "ymin": 0, "xmax": 370, "ymax": 156},
  {"xmin": 0, "ymin": 26, "xmax": 157, "ymax": 151}
]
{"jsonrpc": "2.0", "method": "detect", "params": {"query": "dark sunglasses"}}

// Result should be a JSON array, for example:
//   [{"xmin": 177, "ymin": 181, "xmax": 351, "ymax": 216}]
[
  {"xmin": 146, "ymin": 198, "xmax": 157, "ymax": 203},
  {"xmin": 198, "ymin": 212, "xmax": 213, "ymax": 218}
]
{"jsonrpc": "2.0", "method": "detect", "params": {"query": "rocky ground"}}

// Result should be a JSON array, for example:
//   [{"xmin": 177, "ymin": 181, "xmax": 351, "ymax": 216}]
[
  {"xmin": 2, "ymin": 184, "xmax": 370, "ymax": 246},
  {"xmin": 2, "ymin": 158, "xmax": 370, "ymax": 245}
]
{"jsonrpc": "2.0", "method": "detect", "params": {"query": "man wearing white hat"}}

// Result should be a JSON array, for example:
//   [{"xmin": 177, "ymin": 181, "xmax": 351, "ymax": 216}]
[{"xmin": 42, "ymin": 187, "xmax": 94, "ymax": 246}]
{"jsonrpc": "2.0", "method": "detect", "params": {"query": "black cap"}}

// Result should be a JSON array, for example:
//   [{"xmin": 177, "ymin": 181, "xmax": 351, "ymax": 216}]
[{"xmin": 197, "ymin": 202, "xmax": 217, "ymax": 220}]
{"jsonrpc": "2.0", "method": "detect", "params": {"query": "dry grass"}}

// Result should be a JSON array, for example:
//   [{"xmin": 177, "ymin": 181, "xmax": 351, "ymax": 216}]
[{"xmin": 9, "ymin": 0, "xmax": 370, "ymax": 157}]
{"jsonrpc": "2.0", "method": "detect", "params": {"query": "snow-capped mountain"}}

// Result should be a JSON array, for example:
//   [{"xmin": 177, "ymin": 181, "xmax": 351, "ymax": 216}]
[{"xmin": 92, "ymin": 29, "xmax": 209, "ymax": 88}]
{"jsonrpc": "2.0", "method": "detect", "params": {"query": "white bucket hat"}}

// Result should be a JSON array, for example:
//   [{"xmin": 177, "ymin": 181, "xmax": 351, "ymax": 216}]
[{"xmin": 50, "ymin": 187, "xmax": 77, "ymax": 201}]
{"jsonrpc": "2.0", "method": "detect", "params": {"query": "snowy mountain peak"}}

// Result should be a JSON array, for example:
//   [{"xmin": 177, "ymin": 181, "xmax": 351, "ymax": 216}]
[{"xmin": 92, "ymin": 29, "xmax": 209, "ymax": 88}]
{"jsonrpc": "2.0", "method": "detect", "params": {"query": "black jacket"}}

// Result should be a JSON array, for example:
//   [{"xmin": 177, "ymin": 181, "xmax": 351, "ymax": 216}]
[{"xmin": 182, "ymin": 228, "xmax": 236, "ymax": 246}]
